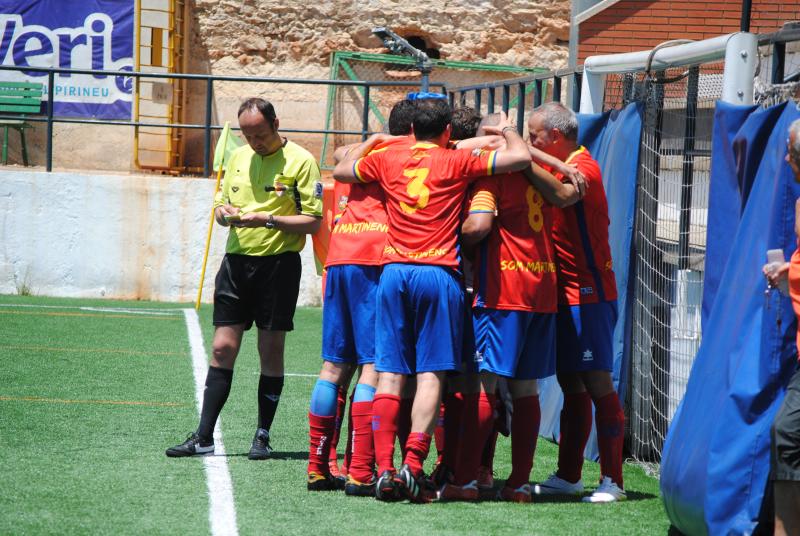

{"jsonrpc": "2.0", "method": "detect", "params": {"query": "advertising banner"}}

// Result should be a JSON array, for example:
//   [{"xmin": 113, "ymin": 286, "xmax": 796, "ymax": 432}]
[{"xmin": 0, "ymin": 0, "xmax": 134, "ymax": 119}]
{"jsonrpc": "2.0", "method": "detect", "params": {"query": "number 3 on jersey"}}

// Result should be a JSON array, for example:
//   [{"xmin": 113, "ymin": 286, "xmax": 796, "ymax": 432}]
[
  {"xmin": 400, "ymin": 168, "xmax": 430, "ymax": 214},
  {"xmin": 526, "ymin": 186, "xmax": 544, "ymax": 232}
]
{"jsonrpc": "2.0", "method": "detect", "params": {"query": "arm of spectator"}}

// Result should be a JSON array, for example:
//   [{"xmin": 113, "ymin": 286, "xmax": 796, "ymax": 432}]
[
  {"xmin": 796, "ymin": 198, "xmax": 800, "ymax": 239},
  {"xmin": 763, "ymin": 260, "xmax": 790, "ymax": 288}
]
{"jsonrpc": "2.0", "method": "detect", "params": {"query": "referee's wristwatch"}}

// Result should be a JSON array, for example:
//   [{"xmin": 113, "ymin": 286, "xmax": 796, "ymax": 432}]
[{"xmin": 265, "ymin": 214, "xmax": 276, "ymax": 229}]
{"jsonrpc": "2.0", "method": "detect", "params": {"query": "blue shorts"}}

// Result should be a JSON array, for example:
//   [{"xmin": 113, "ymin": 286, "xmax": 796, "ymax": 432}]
[
  {"xmin": 375, "ymin": 263, "xmax": 464, "ymax": 374},
  {"xmin": 472, "ymin": 308, "xmax": 556, "ymax": 380},
  {"xmin": 556, "ymin": 300, "xmax": 618, "ymax": 373},
  {"xmin": 321, "ymin": 264, "xmax": 380, "ymax": 365}
]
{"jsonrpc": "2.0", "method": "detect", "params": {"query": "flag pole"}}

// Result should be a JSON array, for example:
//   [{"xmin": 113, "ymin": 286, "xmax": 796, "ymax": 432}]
[{"xmin": 195, "ymin": 124, "xmax": 230, "ymax": 310}]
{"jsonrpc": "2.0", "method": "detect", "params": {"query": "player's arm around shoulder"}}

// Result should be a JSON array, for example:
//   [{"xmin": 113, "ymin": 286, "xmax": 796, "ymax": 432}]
[
  {"xmin": 481, "ymin": 112, "xmax": 531, "ymax": 175},
  {"xmin": 522, "ymin": 163, "xmax": 582, "ymax": 208},
  {"xmin": 332, "ymin": 133, "xmax": 397, "ymax": 183}
]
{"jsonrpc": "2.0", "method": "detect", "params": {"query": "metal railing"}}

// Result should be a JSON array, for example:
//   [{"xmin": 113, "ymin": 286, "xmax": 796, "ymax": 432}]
[
  {"xmin": 447, "ymin": 68, "xmax": 584, "ymax": 126},
  {"xmin": 0, "ymin": 64, "xmax": 445, "ymax": 176}
]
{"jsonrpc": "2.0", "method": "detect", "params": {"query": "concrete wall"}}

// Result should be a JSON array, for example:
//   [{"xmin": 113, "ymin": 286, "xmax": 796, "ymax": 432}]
[{"xmin": 0, "ymin": 170, "xmax": 322, "ymax": 305}]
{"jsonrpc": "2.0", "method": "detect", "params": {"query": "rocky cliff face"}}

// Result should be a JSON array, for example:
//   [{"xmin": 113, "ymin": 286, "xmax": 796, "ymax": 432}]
[
  {"xmin": 191, "ymin": 0, "xmax": 570, "ymax": 76},
  {"xmin": 179, "ymin": 1, "xmax": 571, "ymax": 168}
]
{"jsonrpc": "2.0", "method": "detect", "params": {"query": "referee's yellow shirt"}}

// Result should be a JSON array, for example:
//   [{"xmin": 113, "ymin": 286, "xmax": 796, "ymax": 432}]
[{"xmin": 214, "ymin": 140, "xmax": 323, "ymax": 257}]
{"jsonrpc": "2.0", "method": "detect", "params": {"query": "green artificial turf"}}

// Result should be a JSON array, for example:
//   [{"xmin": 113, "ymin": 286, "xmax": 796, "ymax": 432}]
[{"xmin": 0, "ymin": 295, "xmax": 670, "ymax": 535}]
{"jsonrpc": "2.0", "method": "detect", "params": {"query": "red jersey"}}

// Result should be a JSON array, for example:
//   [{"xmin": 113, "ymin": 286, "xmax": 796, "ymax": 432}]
[
  {"xmin": 325, "ymin": 137, "xmax": 412, "ymax": 267},
  {"xmin": 354, "ymin": 141, "xmax": 497, "ymax": 269},
  {"xmin": 469, "ymin": 172, "xmax": 557, "ymax": 313},
  {"xmin": 549, "ymin": 146, "xmax": 618, "ymax": 305}
]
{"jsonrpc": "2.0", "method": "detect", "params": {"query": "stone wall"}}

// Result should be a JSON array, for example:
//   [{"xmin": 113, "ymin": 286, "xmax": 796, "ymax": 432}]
[
  {"xmin": 183, "ymin": 0, "xmax": 571, "ymax": 169},
  {"xmin": 6, "ymin": 1, "xmax": 570, "ymax": 171}
]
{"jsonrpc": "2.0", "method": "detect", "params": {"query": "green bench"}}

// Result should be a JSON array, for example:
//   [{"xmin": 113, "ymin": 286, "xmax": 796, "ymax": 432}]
[{"xmin": 0, "ymin": 81, "xmax": 44, "ymax": 166}]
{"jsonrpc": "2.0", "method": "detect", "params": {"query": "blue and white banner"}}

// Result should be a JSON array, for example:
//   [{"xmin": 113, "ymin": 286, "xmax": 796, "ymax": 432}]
[{"xmin": 0, "ymin": 0, "xmax": 134, "ymax": 119}]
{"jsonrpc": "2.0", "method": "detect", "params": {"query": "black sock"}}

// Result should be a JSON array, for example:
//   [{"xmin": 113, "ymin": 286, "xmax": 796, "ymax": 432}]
[
  {"xmin": 258, "ymin": 374, "xmax": 284, "ymax": 431},
  {"xmin": 197, "ymin": 366, "xmax": 233, "ymax": 442}
]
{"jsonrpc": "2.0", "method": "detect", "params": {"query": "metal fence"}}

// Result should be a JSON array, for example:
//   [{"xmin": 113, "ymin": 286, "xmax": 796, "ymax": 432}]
[
  {"xmin": 441, "ymin": 26, "xmax": 800, "ymax": 468},
  {"xmin": 0, "ymin": 63, "xmax": 443, "ymax": 176},
  {"xmin": 624, "ymin": 25, "xmax": 800, "ymax": 464},
  {"xmin": 619, "ymin": 63, "xmax": 723, "ymax": 462},
  {"xmin": 320, "ymin": 52, "xmax": 543, "ymax": 168},
  {"xmin": 446, "ymin": 69, "xmax": 583, "ymax": 136}
]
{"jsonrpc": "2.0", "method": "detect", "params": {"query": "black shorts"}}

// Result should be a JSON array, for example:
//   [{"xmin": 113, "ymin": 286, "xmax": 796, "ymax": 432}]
[
  {"xmin": 213, "ymin": 252, "xmax": 301, "ymax": 331},
  {"xmin": 771, "ymin": 365, "xmax": 800, "ymax": 481}
]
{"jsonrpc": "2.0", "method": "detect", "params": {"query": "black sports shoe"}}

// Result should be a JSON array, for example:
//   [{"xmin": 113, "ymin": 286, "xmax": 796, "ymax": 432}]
[
  {"xmin": 248, "ymin": 428, "xmax": 273, "ymax": 460},
  {"xmin": 430, "ymin": 462, "xmax": 454, "ymax": 488},
  {"xmin": 395, "ymin": 464, "xmax": 435, "ymax": 503},
  {"xmin": 344, "ymin": 474, "xmax": 376, "ymax": 497},
  {"xmin": 375, "ymin": 470, "xmax": 400, "ymax": 501},
  {"xmin": 165, "ymin": 432, "xmax": 214, "ymax": 457},
  {"xmin": 307, "ymin": 471, "xmax": 345, "ymax": 491}
]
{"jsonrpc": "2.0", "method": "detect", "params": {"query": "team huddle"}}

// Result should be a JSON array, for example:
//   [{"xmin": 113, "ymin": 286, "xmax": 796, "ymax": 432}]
[
  {"xmin": 314, "ymin": 95, "xmax": 625, "ymax": 504},
  {"xmin": 165, "ymin": 94, "xmax": 626, "ymax": 506}
]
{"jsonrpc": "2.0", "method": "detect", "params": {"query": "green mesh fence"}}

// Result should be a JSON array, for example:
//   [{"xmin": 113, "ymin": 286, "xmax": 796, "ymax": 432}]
[{"xmin": 320, "ymin": 51, "xmax": 544, "ymax": 169}]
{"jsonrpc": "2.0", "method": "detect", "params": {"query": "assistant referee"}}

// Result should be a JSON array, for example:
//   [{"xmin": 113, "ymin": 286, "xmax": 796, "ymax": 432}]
[{"xmin": 167, "ymin": 97, "xmax": 323, "ymax": 459}]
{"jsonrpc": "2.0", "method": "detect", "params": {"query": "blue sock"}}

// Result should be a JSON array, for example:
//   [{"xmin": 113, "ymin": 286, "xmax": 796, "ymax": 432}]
[
  {"xmin": 353, "ymin": 383, "xmax": 376, "ymax": 403},
  {"xmin": 310, "ymin": 379, "xmax": 339, "ymax": 417}
]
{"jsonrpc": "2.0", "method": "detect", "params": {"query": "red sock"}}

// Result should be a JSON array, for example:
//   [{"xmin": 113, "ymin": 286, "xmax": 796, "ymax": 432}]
[
  {"xmin": 327, "ymin": 386, "xmax": 348, "ymax": 471},
  {"xmin": 506, "ymin": 395, "xmax": 541, "ymax": 488},
  {"xmin": 434, "ymin": 402, "xmax": 446, "ymax": 463},
  {"xmin": 308, "ymin": 412, "xmax": 336, "ymax": 474},
  {"xmin": 557, "ymin": 391, "xmax": 592, "ymax": 483},
  {"xmin": 442, "ymin": 392, "xmax": 464, "ymax": 469},
  {"xmin": 348, "ymin": 400, "xmax": 375, "ymax": 483},
  {"xmin": 454, "ymin": 392, "xmax": 495, "ymax": 485},
  {"xmin": 595, "ymin": 392, "xmax": 625, "ymax": 488},
  {"xmin": 341, "ymin": 390, "xmax": 355, "ymax": 475},
  {"xmin": 397, "ymin": 397, "xmax": 413, "ymax": 458},
  {"xmin": 403, "ymin": 432, "xmax": 432, "ymax": 477},
  {"xmin": 372, "ymin": 394, "xmax": 400, "ymax": 474},
  {"xmin": 481, "ymin": 430, "xmax": 498, "ymax": 470}
]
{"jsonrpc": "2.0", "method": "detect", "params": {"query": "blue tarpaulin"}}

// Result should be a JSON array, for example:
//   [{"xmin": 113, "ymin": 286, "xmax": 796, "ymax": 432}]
[
  {"xmin": 539, "ymin": 102, "xmax": 643, "ymax": 460},
  {"xmin": 661, "ymin": 101, "xmax": 800, "ymax": 535}
]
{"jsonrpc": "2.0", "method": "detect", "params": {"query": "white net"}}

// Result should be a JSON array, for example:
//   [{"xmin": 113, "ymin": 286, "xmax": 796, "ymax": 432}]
[{"xmin": 604, "ymin": 64, "xmax": 723, "ymax": 465}]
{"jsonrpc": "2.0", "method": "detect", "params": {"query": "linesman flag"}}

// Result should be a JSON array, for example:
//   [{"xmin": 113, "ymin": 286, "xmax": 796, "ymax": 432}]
[
  {"xmin": 212, "ymin": 122, "xmax": 244, "ymax": 171},
  {"xmin": 196, "ymin": 122, "xmax": 244, "ymax": 309}
]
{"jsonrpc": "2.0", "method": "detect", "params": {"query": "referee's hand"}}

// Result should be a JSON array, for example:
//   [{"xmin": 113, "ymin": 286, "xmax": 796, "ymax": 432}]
[
  {"xmin": 235, "ymin": 212, "xmax": 269, "ymax": 228},
  {"xmin": 215, "ymin": 205, "xmax": 239, "ymax": 226}
]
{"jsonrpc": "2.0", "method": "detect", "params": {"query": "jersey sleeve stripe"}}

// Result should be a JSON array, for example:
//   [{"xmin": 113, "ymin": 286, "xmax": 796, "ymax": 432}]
[
  {"xmin": 487, "ymin": 150, "xmax": 497, "ymax": 175},
  {"xmin": 353, "ymin": 159, "xmax": 366, "ymax": 182},
  {"xmin": 470, "ymin": 190, "xmax": 496, "ymax": 213}
]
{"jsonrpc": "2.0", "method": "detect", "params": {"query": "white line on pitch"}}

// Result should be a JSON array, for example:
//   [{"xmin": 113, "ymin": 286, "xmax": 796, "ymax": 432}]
[
  {"xmin": 0, "ymin": 303, "xmax": 183, "ymax": 315},
  {"xmin": 183, "ymin": 308, "xmax": 238, "ymax": 536}
]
